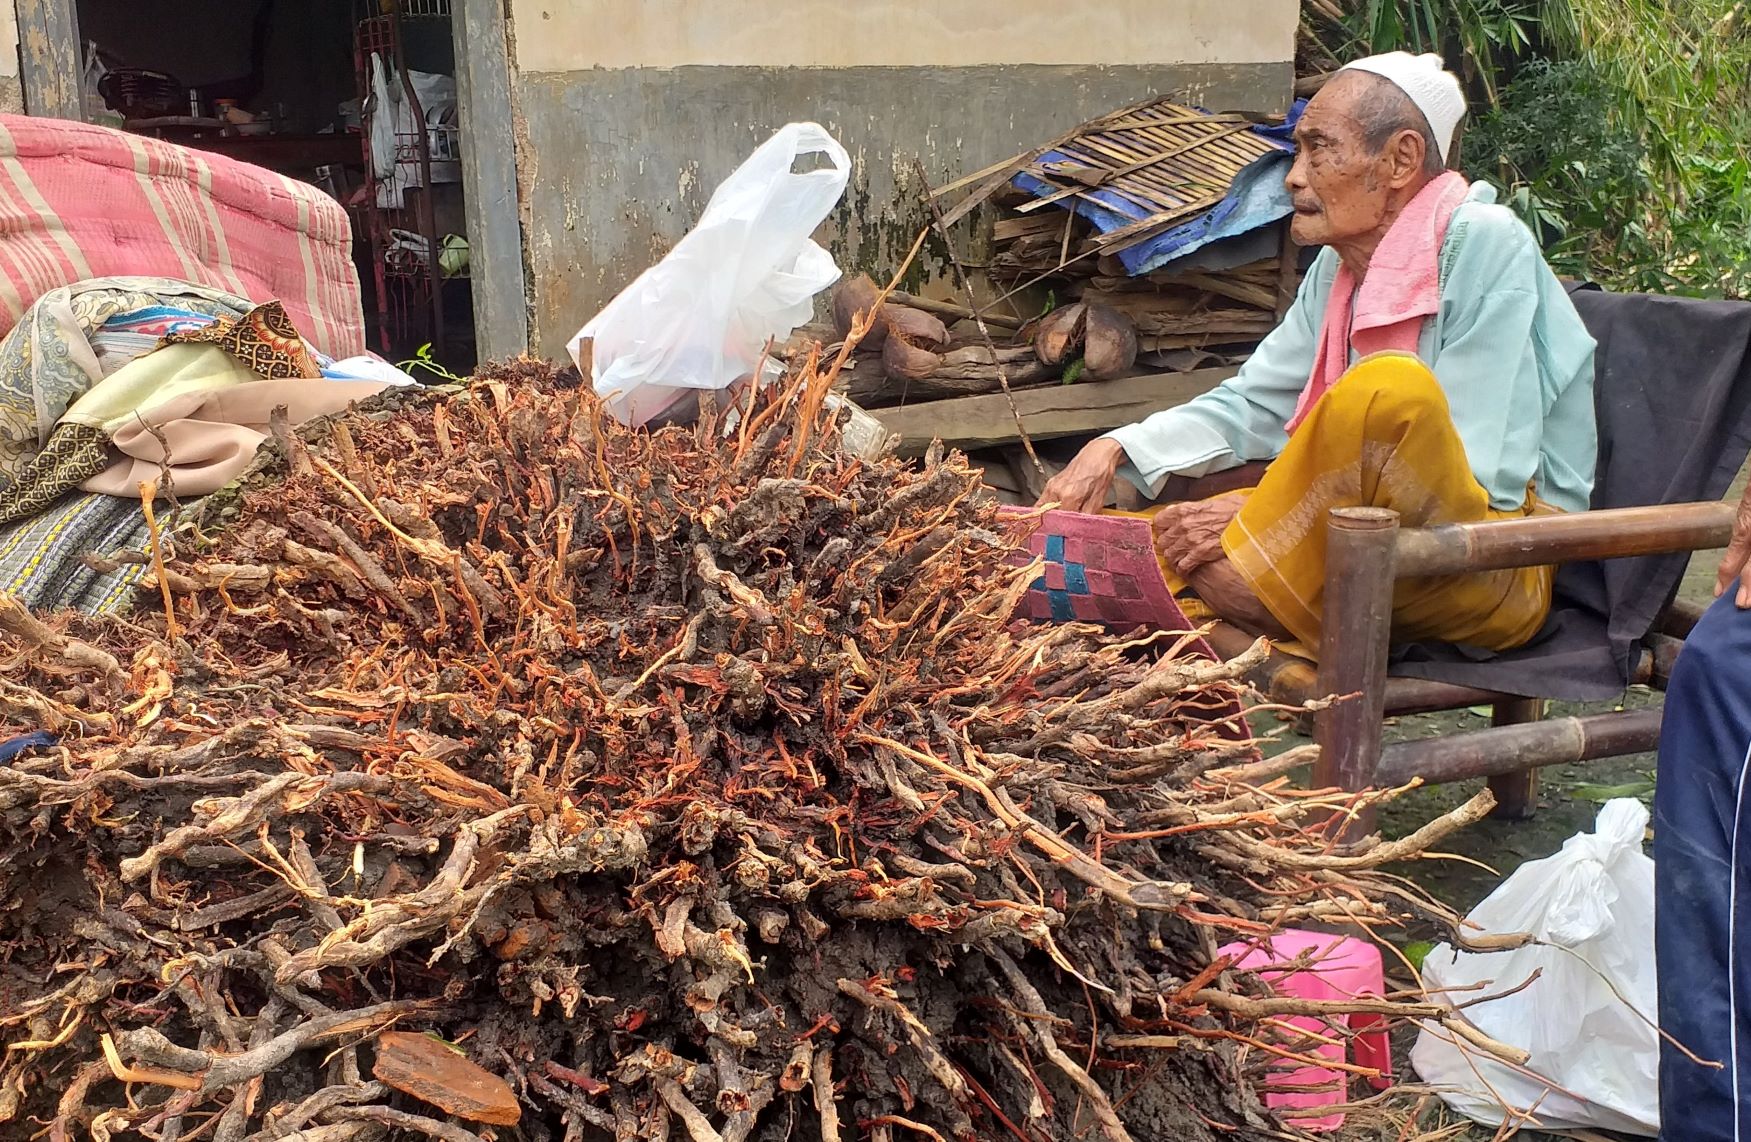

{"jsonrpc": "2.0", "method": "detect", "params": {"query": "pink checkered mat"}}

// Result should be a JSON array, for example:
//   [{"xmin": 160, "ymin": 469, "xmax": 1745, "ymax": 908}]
[
  {"xmin": 1001, "ymin": 508, "xmax": 1189, "ymax": 629},
  {"xmin": 999, "ymin": 507, "xmax": 1251, "ymax": 737}
]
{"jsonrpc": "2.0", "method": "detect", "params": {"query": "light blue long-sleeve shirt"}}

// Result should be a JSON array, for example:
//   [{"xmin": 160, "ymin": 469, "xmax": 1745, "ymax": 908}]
[{"xmin": 1106, "ymin": 183, "xmax": 1599, "ymax": 513}]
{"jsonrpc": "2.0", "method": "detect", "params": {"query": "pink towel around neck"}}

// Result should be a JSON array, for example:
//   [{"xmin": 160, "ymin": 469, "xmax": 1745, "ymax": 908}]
[{"xmin": 1286, "ymin": 170, "xmax": 1471, "ymax": 434}]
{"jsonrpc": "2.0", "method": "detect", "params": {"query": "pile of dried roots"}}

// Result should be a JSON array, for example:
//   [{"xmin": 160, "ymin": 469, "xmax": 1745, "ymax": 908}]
[{"xmin": 0, "ymin": 352, "xmax": 1503, "ymax": 1142}]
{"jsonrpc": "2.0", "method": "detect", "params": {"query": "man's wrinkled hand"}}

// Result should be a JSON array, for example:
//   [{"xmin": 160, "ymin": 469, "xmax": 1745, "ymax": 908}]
[
  {"xmin": 1035, "ymin": 438, "xmax": 1126, "ymax": 514},
  {"xmin": 1152, "ymin": 493, "xmax": 1246, "ymax": 578},
  {"xmin": 1716, "ymin": 488, "xmax": 1751, "ymax": 608}
]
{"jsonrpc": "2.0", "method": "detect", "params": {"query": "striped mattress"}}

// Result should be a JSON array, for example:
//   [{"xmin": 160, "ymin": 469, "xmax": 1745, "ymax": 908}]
[{"xmin": 0, "ymin": 115, "xmax": 364, "ymax": 359}]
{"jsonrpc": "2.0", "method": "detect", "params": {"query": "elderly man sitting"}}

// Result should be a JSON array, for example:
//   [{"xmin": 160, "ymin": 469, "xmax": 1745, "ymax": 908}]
[{"xmin": 1038, "ymin": 52, "xmax": 1597, "ymax": 653}]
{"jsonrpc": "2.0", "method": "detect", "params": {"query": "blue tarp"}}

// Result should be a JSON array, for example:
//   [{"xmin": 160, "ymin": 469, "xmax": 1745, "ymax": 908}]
[
  {"xmin": 0, "ymin": 730, "xmax": 56, "ymax": 764},
  {"xmin": 1013, "ymin": 100, "xmax": 1304, "ymax": 278}
]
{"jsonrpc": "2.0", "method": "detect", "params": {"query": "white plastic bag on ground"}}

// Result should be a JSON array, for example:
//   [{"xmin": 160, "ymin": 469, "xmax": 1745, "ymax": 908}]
[
  {"xmin": 570, "ymin": 123, "xmax": 851, "ymax": 426},
  {"xmin": 1410, "ymin": 798, "xmax": 1658, "ymax": 1134}
]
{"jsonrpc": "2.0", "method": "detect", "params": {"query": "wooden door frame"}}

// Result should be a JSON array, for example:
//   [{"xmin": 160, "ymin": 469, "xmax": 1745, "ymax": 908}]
[
  {"xmin": 16, "ymin": 0, "xmax": 83, "ymax": 120},
  {"xmin": 452, "ymin": 0, "xmax": 529, "ymax": 360}
]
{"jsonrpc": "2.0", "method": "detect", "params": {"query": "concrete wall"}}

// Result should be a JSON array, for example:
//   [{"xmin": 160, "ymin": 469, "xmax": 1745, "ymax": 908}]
[{"xmin": 505, "ymin": 0, "xmax": 1298, "ymax": 358}]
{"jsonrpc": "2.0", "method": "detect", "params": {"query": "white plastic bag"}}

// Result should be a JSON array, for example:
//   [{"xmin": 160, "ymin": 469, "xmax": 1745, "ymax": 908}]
[
  {"xmin": 1410, "ymin": 798, "xmax": 1658, "ymax": 1134},
  {"xmin": 569, "ymin": 123, "xmax": 851, "ymax": 426},
  {"xmin": 370, "ymin": 58, "xmax": 460, "ymax": 209}
]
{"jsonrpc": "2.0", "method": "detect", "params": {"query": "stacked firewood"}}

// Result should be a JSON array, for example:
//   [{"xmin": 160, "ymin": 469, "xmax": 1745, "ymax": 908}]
[
  {"xmin": 823, "ymin": 273, "xmax": 1043, "ymax": 408},
  {"xmin": 823, "ymin": 223, "xmax": 1292, "ymax": 413},
  {"xmin": 0, "ymin": 348, "xmax": 1511, "ymax": 1142},
  {"xmin": 822, "ymin": 98, "xmax": 1299, "ymax": 419},
  {"xmin": 828, "ymin": 272, "xmax": 1143, "ymax": 410},
  {"xmin": 990, "ymin": 205, "xmax": 1289, "ymax": 355}
]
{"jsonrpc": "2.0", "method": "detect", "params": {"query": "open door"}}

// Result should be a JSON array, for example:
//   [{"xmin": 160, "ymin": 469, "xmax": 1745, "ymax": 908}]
[{"xmin": 8, "ymin": 0, "xmax": 527, "ymax": 366}]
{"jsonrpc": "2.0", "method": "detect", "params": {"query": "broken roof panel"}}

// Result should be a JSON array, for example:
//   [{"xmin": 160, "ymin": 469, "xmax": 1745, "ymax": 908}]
[{"xmin": 933, "ymin": 97, "xmax": 1299, "ymax": 276}]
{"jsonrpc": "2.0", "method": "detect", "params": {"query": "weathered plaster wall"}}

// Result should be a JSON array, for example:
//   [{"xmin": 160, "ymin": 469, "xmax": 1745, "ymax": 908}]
[
  {"xmin": 0, "ymin": 6, "xmax": 25, "ymax": 115},
  {"xmin": 506, "ymin": 0, "xmax": 1297, "ymax": 358},
  {"xmin": 510, "ymin": 0, "xmax": 1294, "ymax": 71}
]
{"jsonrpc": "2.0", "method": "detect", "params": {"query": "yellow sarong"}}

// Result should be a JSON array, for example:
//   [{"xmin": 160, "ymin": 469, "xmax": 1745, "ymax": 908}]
[
  {"xmin": 1214, "ymin": 353, "xmax": 1553, "ymax": 651},
  {"xmin": 1108, "ymin": 355, "xmax": 1554, "ymax": 651}
]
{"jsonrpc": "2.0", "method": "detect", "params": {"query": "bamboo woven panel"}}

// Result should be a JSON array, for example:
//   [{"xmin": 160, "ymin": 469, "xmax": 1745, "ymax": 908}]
[{"xmin": 933, "ymin": 98, "xmax": 1289, "ymax": 256}]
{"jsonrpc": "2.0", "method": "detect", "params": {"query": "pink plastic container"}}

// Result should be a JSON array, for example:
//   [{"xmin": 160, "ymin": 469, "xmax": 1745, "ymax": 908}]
[{"xmin": 1216, "ymin": 930, "xmax": 1391, "ymax": 1132}]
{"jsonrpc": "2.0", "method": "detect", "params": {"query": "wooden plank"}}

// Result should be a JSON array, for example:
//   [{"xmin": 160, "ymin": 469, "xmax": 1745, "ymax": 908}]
[
  {"xmin": 373, "ymin": 1031, "xmax": 521, "ymax": 1126},
  {"xmin": 992, "ymin": 214, "xmax": 1067, "ymax": 241},
  {"xmin": 1488, "ymin": 698, "xmax": 1544, "ymax": 820},
  {"xmin": 1144, "ymin": 272, "xmax": 1278, "ymax": 310},
  {"xmin": 1091, "ymin": 191, "xmax": 1226, "ymax": 248},
  {"xmin": 869, "ymin": 367, "xmax": 1235, "ymax": 455},
  {"xmin": 1036, "ymin": 137, "xmax": 1224, "ymax": 209},
  {"xmin": 454, "ymin": 0, "xmax": 530, "ymax": 360},
  {"xmin": 889, "ymin": 290, "xmax": 1025, "ymax": 330},
  {"xmin": 1139, "ymin": 332, "xmax": 1261, "ymax": 352},
  {"xmin": 934, "ymin": 97, "xmax": 1245, "ymax": 229},
  {"xmin": 935, "ymin": 112, "xmax": 1110, "ymax": 228},
  {"xmin": 1003, "ymin": 446, "xmax": 1054, "ymax": 502},
  {"xmin": 17, "ymin": 0, "xmax": 83, "ymax": 121},
  {"xmin": 1275, "ymin": 224, "xmax": 1298, "ymax": 319},
  {"xmin": 1017, "ymin": 128, "xmax": 1246, "ymax": 213}
]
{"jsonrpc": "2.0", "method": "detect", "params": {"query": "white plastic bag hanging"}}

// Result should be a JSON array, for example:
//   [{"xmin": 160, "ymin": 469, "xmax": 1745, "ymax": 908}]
[
  {"xmin": 1410, "ymin": 798, "xmax": 1658, "ymax": 1135},
  {"xmin": 569, "ymin": 123, "xmax": 851, "ymax": 426}
]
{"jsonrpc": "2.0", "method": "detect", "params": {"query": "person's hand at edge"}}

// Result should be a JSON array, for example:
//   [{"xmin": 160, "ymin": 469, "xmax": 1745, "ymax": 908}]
[
  {"xmin": 1034, "ymin": 438, "xmax": 1126, "ymax": 515},
  {"xmin": 1716, "ymin": 481, "xmax": 1751, "ymax": 608}
]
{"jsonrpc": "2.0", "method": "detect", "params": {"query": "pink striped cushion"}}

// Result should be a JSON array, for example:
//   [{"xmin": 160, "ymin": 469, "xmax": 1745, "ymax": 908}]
[{"xmin": 0, "ymin": 116, "xmax": 365, "ymax": 359}]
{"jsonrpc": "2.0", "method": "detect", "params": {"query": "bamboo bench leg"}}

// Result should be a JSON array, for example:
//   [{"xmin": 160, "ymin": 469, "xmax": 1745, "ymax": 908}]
[
  {"xmin": 1313, "ymin": 507, "xmax": 1400, "ymax": 841},
  {"xmin": 1487, "ymin": 697, "xmax": 1544, "ymax": 820}
]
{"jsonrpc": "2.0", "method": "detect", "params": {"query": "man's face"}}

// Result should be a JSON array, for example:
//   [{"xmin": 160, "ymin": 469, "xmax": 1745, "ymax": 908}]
[{"xmin": 1285, "ymin": 77, "xmax": 1397, "ymax": 248}]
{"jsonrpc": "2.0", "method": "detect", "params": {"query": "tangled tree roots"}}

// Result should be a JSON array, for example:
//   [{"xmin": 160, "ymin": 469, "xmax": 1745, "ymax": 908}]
[{"xmin": 0, "ymin": 353, "xmax": 1498, "ymax": 1141}]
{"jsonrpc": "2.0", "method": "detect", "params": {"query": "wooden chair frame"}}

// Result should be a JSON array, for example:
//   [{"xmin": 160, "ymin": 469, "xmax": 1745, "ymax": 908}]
[{"xmin": 1199, "ymin": 499, "xmax": 1737, "ymax": 836}]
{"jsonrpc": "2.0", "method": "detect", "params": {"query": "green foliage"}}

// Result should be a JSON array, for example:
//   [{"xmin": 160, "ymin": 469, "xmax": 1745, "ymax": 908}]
[
  {"xmin": 1308, "ymin": 0, "xmax": 1751, "ymax": 297},
  {"xmin": 1402, "ymin": 939, "xmax": 1436, "ymax": 971},
  {"xmin": 1570, "ymin": 779, "xmax": 1657, "ymax": 804},
  {"xmin": 1556, "ymin": 0, "xmax": 1751, "ymax": 296},
  {"xmin": 1341, "ymin": 0, "xmax": 1555, "ymax": 100},
  {"xmin": 1460, "ymin": 59, "xmax": 1658, "ymax": 284},
  {"xmin": 396, "ymin": 342, "xmax": 466, "ymax": 384}
]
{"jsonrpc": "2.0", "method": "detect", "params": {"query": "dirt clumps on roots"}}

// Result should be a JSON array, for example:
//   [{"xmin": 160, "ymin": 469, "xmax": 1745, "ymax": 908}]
[{"xmin": 0, "ymin": 352, "xmax": 1491, "ymax": 1141}]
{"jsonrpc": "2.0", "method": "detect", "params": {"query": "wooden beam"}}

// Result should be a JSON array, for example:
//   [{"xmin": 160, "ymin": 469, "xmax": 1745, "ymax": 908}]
[
  {"xmin": 453, "ymin": 0, "xmax": 530, "ymax": 360},
  {"xmin": 1488, "ymin": 697, "xmax": 1545, "ymax": 820},
  {"xmin": 1394, "ymin": 501, "xmax": 1736, "ymax": 577},
  {"xmin": 1376, "ymin": 707, "xmax": 1663, "ymax": 788},
  {"xmin": 16, "ymin": 0, "xmax": 82, "ymax": 121},
  {"xmin": 868, "ymin": 367, "xmax": 1234, "ymax": 455},
  {"xmin": 1313, "ymin": 507, "xmax": 1400, "ymax": 841}
]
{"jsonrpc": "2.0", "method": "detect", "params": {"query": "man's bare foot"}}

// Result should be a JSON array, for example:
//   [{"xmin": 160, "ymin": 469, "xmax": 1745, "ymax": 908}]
[{"xmin": 1185, "ymin": 558, "xmax": 1293, "ymax": 641}]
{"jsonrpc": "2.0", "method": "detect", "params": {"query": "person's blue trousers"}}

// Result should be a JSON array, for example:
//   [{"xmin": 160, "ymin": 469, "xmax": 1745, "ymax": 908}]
[{"xmin": 1657, "ymin": 590, "xmax": 1751, "ymax": 1138}]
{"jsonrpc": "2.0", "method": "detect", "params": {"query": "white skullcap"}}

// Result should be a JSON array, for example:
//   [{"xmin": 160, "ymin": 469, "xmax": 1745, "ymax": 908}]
[{"xmin": 1338, "ymin": 51, "xmax": 1467, "ymax": 164}]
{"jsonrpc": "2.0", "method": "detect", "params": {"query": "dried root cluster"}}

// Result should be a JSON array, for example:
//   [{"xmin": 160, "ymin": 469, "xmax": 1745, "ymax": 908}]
[{"xmin": 0, "ymin": 355, "xmax": 1489, "ymax": 1142}]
